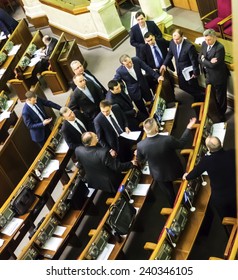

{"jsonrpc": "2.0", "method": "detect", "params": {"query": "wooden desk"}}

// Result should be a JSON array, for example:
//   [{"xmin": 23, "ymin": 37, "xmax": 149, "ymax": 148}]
[{"xmin": 0, "ymin": 96, "xmax": 18, "ymax": 143}]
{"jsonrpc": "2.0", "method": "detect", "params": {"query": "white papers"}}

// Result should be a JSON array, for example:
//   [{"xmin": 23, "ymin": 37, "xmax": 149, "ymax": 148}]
[
  {"xmin": 0, "ymin": 111, "xmax": 10, "ymax": 122},
  {"xmin": 34, "ymin": 48, "xmax": 45, "ymax": 58},
  {"xmin": 87, "ymin": 187, "xmax": 95, "ymax": 197},
  {"xmin": 54, "ymin": 226, "xmax": 66, "ymax": 237},
  {"xmin": 7, "ymin": 44, "xmax": 21, "ymax": 56},
  {"xmin": 97, "ymin": 243, "xmax": 115, "ymax": 260},
  {"xmin": 132, "ymin": 183, "xmax": 150, "ymax": 196},
  {"xmin": 29, "ymin": 56, "xmax": 41, "ymax": 66},
  {"xmin": 55, "ymin": 139, "xmax": 69, "ymax": 154},
  {"xmin": 41, "ymin": 236, "xmax": 63, "ymax": 251},
  {"xmin": 162, "ymin": 108, "xmax": 176, "ymax": 121},
  {"xmin": 1, "ymin": 218, "xmax": 24, "ymax": 236},
  {"xmin": 6, "ymin": 100, "xmax": 14, "ymax": 109},
  {"xmin": 120, "ymin": 131, "xmax": 141, "ymax": 141},
  {"xmin": 142, "ymin": 163, "xmax": 150, "ymax": 175},
  {"xmin": 0, "ymin": 32, "xmax": 6, "ymax": 40},
  {"xmin": 0, "ymin": 68, "xmax": 6, "ymax": 75},
  {"xmin": 41, "ymin": 159, "xmax": 59, "ymax": 178},
  {"xmin": 195, "ymin": 37, "xmax": 205, "ymax": 45},
  {"xmin": 182, "ymin": 65, "xmax": 193, "ymax": 81},
  {"xmin": 0, "ymin": 238, "xmax": 5, "ymax": 247},
  {"xmin": 159, "ymin": 132, "xmax": 169, "ymax": 136},
  {"xmin": 212, "ymin": 122, "xmax": 226, "ymax": 144}
]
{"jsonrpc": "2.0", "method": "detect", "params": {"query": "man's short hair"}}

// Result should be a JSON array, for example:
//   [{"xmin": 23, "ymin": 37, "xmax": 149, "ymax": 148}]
[
  {"xmin": 42, "ymin": 35, "xmax": 51, "ymax": 44},
  {"xmin": 25, "ymin": 91, "xmax": 36, "ymax": 99},
  {"xmin": 144, "ymin": 31, "xmax": 154, "ymax": 39},
  {"xmin": 203, "ymin": 29, "xmax": 216, "ymax": 37},
  {"xmin": 108, "ymin": 80, "xmax": 119, "ymax": 90},
  {"xmin": 205, "ymin": 136, "xmax": 222, "ymax": 152},
  {"xmin": 81, "ymin": 132, "xmax": 93, "ymax": 146},
  {"xmin": 73, "ymin": 74, "xmax": 83, "ymax": 83},
  {"xmin": 135, "ymin": 11, "xmax": 145, "ymax": 19},
  {"xmin": 59, "ymin": 106, "xmax": 69, "ymax": 116},
  {"xmin": 70, "ymin": 60, "xmax": 81, "ymax": 70},
  {"xmin": 100, "ymin": 99, "xmax": 111, "ymax": 108},
  {"xmin": 143, "ymin": 118, "xmax": 157, "ymax": 135},
  {"xmin": 172, "ymin": 28, "xmax": 183, "ymax": 37},
  {"xmin": 119, "ymin": 54, "xmax": 130, "ymax": 64}
]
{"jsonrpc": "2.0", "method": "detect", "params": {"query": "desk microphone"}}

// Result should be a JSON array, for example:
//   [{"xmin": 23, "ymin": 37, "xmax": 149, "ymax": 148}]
[
  {"xmin": 201, "ymin": 175, "xmax": 207, "ymax": 186},
  {"xmin": 184, "ymin": 191, "xmax": 196, "ymax": 212},
  {"xmin": 165, "ymin": 228, "xmax": 176, "ymax": 248}
]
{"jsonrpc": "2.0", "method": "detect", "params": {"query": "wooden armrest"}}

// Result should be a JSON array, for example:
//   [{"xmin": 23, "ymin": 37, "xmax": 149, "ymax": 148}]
[
  {"xmin": 217, "ymin": 15, "xmax": 232, "ymax": 26},
  {"xmin": 200, "ymin": 9, "xmax": 217, "ymax": 21},
  {"xmin": 160, "ymin": 207, "xmax": 173, "ymax": 216},
  {"xmin": 191, "ymin": 102, "xmax": 204, "ymax": 108},
  {"xmin": 106, "ymin": 198, "xmax": 114, "ymax": 205},
  {"xmin": 144, "ymin": 242, "xmax": 157, "ymax": 251},
  {"xmin": 222, "ymin": 217, "xmax": 237, "ymax": 226},
  {"xmin": 180, "ymin": 148, "xmax": 194, "ymax": 156},
  {"xmin": 88, "ymin": 229, "xmax": 96, "ymax": 236},
  {"xmin": 209, "ymin": 257, "xmax": 224, "ymax": 260}
]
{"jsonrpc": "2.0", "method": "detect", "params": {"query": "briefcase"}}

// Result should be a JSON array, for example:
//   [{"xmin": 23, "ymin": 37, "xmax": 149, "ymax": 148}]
[{"xmin": 11, "ymin": 188, "xmax": 35, "ymax": 216}]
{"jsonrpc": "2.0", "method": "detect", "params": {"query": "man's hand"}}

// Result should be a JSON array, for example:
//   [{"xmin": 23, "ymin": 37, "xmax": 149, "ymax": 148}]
[
  {"xmin": 187, "ymin": 117, "xmax": 196, "ymax": 129},
  {"xmin": 131, "ymin": 159, "xmax": 138, "ymax": 166},
  {"xmin": 125, "ymin": 127, "xmax": 130, "ymax": 134},
  {"xmin": 160, "ymin": 65, "xmax": 166, "ymax": 73},
  {"xmin": 43, "ymin": 118, "xmax": 52, "ymax": 126},
  {"xmin": 157, "ymin": 76, "xmax": 164, "ymax": 83},
  {"xmin": 109, "ymin": 149, "xmax": 117, "ymax": 158},
  {"xmin": 183, "ymin": 172, "xmax": 188, "ymax": 180},
  {"xmin": 210, "ymin": 57, "xmax": 218, "ymax": 64}
]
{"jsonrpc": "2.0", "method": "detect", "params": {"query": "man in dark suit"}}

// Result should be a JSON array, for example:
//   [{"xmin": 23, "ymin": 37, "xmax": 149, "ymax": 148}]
[
  {"xmin": 199, "ymin": 29, "xmax": 230, "ymax": 120},
  {"xmin": 114, "ymin": 54, "xmax": 163, "ymax": 116},
  {"xmin": 70, "ymin": 60, "xmax": 106, "ymax": 95},
  {"xmin": 136, "ymin": 117, "xmax": 196, "ymax": 206},
  {"xmin": 183, "ymin": 136, "xmax": 236, "ymax": 221},
  {"xmin": 161, "ymin": 29, "xmax": 204, "ymax": 102},
  {"xmin": 130, "ymin": 11, "xmax": 162, "ymax": 58},
  {"xmin": 22, "ymin": 91, "xmax": 61, "ymax": 147},
  {"xmin": 106, "ymin": 80, "xmax": 146, "ymax": 131},
  {"xmin": 94, "ymin": 99, "xmax": 134, "ymax": 162},
  {"xmin": 75, "ymin": 132, "xmax": 136, "ymax": 193},
  {"xmin": 0, "ymin": 8, "xmax": 18, "ymax": 37},
  {"xmin": 60, "ymin": 106, "xmax": 92, "ymax": 151},
  {"xmin": 69, "ymin": 74, "xmax": 104, "ymax": 121},
  {"xmin": 141, "ymin": 32, "xmax": 175, "ymax": 103}
]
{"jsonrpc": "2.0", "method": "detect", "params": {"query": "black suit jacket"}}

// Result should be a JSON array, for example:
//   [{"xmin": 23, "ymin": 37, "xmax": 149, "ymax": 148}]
[
  {"xmin": 45, "ymin": 37, "xmax": 58, "ymax": 59},
  {"xmin": 22, "ymin": 97, "xmax": 61, "ymax": 143},
  {"xmin": 69, "ymin": 80, "xmax": 104, "ymax": 120},
  {"xmin": 198, "ymin": 40, "xmax": 229, "ymax": 86},
  {"xmin": 186, "ymin": 149, "xmax": 236, "ymax": 219},
  {"xmin": 61, "ymin": 110, "xmax": 92, "ymax": 150},
  {"xmin": 75, "ymin": 145, "xmax": 133, "ymax": 193},
  {"xmin": 94, "ymin": 104, "xmax": 128, "ymax": 152},
  {"xmin": 130, "ymin": 20, "xmax": 162, "ymax": 57},
  {"xmin": 140, "ymin": 38, "xmax": 174, "ymax": 71},
  {"xmin": 137, "ymin": 128, "xmax": 191, "ymax": 182},
  {"xmin": 163, "ymin": 39, "xmax": 200, "ymax": 76},
  {"xmin": 0, "ymin": 8, "xmax": 18, "ymax": 35},
  {"xmin": 114, "ymin": 56, "xmax": 160, "ymax": 101}
]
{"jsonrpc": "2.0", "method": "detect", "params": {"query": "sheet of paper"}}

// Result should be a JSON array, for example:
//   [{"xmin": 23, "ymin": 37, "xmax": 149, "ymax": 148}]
[
  {"xmin": 0, "ymin": 111, "xmax": 10, "ymax": 122},
  {"xmin": 212, "ymin": 122, "xmax": 226, "ymax": 144},
  {"xmin": 54, "ymin": 226, "xmax": 66, "ymax": 237},
  {"xmin": 7, "ymin": 44, "xmax": 21, "ymax": 56},
  {"xmin": 159, "ymin": 132, "xmax": 169, "ymax": 136},
  {"xmin": 120, "ymin": 131, "xmax": 141, "ymax": 141},
  {"xmin": 132, "ymin": 183, "xmax": 150, "ymax": 196},
  {"xmin": 87, "ymin": 187, "xmax": 95, "ymax": 197},
  {"xmin": 97, "ymin": 243, "xmax": 115, "ymax": 260},
  {"xmin": 41, "ymin": 159, "xmax": 59, "ymax": 178},
  {"xmin": 56, "ymin": 139, "xmax": 69, "ymax": 153},
  {"xmin": 41, "ymin": 236, "xmax": 63, "ymax": 251},
  {"xmin": 182, "ymin": 65, "xmax": 193, "ymax": 81},
  {"xmin": 1, "ymin": 218, "xmax": 24, "ymax": 236},
  {"xmin": 0, "ymin": 33, "xmax": 6, "ymax": 40},
  {"xmin": 0, "ymin": 238, "xmax": 5, "ymax": 247},
  {"xmin": 29, "ymin": 56, "xmax": 41, "ymax": 66},
  {"xmin": 6, "ymin": 100, "xmax": 14, "ymax": 110},
  {"xmin": 162, "ymin": 108, "xmax": 176, "ymax": 121},
  {"xmin": 0, "ymin": 68, "xmax": 6, "ymax": 75},
  {"xmin": 195, "ymin": 37, "xmax": 205, "ymax": 45}
]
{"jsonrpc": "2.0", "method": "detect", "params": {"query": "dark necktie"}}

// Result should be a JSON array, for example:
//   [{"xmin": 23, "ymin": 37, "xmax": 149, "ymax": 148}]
[
  {"xmin": 207, "ymin": 45, "xmax": 212, "ymax": 52},
  {"xmin": 109, "ymin": 115, "xmax": 123, "ymax": 135},
  {"xmin": 34, "ymin": 104, "xmax": 46, "ymax": 119},
  {"xmin": 153, "ymin": 45, "xmax": 163, "ymax": 67},
  {"xmin": 75, "ymin": 120, "xmax": 86, "ymax": 133}
]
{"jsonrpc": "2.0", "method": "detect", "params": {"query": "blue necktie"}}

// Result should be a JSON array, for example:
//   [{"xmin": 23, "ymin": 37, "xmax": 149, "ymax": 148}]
[
  {"xmin": 177, "ymin": 44, "xmax": 181, "ymax": 57},
  {"xmin": 153, "ymin": 45, "xmax": 163, "ymax": 67}
]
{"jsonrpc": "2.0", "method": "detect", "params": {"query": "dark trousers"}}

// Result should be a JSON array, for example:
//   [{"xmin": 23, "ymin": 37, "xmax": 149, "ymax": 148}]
[
  {"xmin": 178, "ymin": 74, "xmax": 204, "ymax": 102},
  {"xmin": 157, "ymin": 181, "xmax": 176, "ymax": 207},
  {"xmin": 130, "ymin": 97, "xmax": 149, "ymax": 117},
  {"xmin": 211, "ymin": 83, "xmax": 228, "ymax": 116}
]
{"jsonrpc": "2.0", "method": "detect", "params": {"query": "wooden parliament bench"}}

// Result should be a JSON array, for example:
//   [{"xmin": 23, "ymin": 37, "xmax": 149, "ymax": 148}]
[{"xmin": 144, "ymin": 86, "xmax": 213, "ymax": 260}]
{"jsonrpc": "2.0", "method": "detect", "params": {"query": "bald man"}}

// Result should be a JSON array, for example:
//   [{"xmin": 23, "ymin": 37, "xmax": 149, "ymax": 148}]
[{"xmin": 183, "ymin": 136, "xmax": 236, "ymax": 221}]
